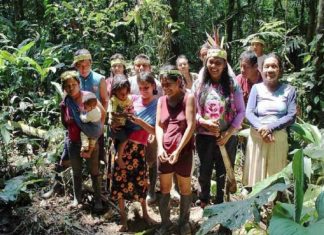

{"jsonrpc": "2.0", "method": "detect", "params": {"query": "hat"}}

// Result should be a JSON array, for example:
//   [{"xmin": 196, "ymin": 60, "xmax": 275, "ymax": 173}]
[
  {"xmin": 72, "ymin": 49, "xmax": 92, "ymax": 67},
  {"xmin": 250, "ymin": 37, "xmax": 265, "ymax": 46},
  {"xmin": 82, "ymin": 92, "xmax": 97, "ymax": 103},
  {"xmin": 206, "ymin": 48, "xmax": 227, "ymax": 60},
  {"xmin": 111, "ymin": 58, "xmax": 126, "ymax": 66}
]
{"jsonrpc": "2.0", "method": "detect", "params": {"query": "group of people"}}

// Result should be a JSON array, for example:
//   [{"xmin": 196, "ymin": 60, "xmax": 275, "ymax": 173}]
[{"xmin": 57, "ymin": 36, "xmax": 297, "ymax": 234}]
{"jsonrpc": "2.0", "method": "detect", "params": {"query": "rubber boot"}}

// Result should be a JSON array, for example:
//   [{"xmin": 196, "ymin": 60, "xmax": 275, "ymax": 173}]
[
  {"xmin": 155, "ymin": 193, "xmax": 172, "ymax": 235},
  {"xmin": 146, "ymin": 165, "xmax": 157, "ymax": 204},
  {"xmin": 91, "ymin": 175, "xmax": 103, "ymax": 212},
  {"xmin": 71, "ymin": 172, "xmax": 82, "ymax": 207},
  {"xmin": 179, "ymin": 194, "xmax": 192, "ymax": 235}
]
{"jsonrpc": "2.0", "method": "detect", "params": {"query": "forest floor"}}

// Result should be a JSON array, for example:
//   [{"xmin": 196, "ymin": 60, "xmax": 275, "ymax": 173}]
[{"xmin": 0, "ymin": 151, "xmax": 246, "ymax": 235}]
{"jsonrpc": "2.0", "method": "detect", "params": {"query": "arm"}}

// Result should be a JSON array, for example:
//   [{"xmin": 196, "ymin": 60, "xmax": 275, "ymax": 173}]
[
  {"xmin": 169, "ymin": 94, "xmax": 196, "ymax": 164},
  {"xmin": 217, "ymin": 88, "xmax": 245, "ymax": 145},
  {"xmin": 245, "ymin": 85, "xmax": 262, "ymax": 129},
  {"xmin": 96, "ymin": 99, "xmax": 106, "ymax": 125},
  {"xmin": 267, "ymin": 86, "xmax": 297, "ymax": 131},
  {"xmin": 155, "ymin": 98, "xmax": 168, "ymax": 162},
  {"xmin": 99, "ymin": 78, "xmax": 109, "ymax": 111},
  {"xmin": 130, "ymin": 116, "xmax": 155, "ymax": 135},
  {"xmin": 60, "ymin": 103, "xmax": 68, "ymax": 128}
]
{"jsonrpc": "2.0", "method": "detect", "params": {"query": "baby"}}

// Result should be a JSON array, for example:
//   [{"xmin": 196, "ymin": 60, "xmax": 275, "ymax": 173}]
[
  {"xmin": 80, "ymin": 92, "xmax": 101, "ymax": 159},
  {"xmin": 108, "ymin": 74, "xmax": 134, "ymax": 169}
]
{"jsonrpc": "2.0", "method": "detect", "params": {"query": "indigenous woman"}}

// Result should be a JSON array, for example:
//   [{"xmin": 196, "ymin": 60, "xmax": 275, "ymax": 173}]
[
  {"xmin": 155, "ymin": 65, "xmax": 196, "ymax": 235},
  {"xmin": 243, "ymin": 53, "xmax": 297, "ymax": 186},
  {"xmin": 110, "ymin": 72, "xmax": 158, "ymax": 232},
  {"xmin": 176, "ymin": 55, "xmax": 198, "ymax": 90},
  {"xmin": 60, "ymin": 71, "xmax": 106, "ymax": 211},
  {"xmin": 106, "ymin": 53, "xmax": 127, "ymax": 97},
  {"xmin": 192, "ymin": 48, "xmax": 245, "ymax": 207}
]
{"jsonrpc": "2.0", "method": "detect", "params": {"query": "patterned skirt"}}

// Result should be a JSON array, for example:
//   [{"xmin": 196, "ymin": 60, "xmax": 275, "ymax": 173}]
[{"xmin": 111, "ymin": 141, "xmax": 148, "ymax": 202}]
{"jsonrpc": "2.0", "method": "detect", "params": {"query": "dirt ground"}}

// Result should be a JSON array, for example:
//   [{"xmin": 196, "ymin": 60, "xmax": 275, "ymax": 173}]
[{"xmin": 0, "ymin": 150, "xmax": 245, "ymax": 235}]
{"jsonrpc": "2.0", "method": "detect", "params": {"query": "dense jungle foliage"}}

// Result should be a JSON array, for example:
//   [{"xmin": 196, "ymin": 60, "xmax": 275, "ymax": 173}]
[{"xmin": 1, "ymin": 0, "xmax": 324, "ymax": 234}]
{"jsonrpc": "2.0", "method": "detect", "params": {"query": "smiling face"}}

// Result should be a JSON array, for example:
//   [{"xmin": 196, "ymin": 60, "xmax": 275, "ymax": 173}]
[
  {"xmin": 262, "ymin": 57, "xmax": 281, "ymax": 89},
  {"xmin": 161, "ymin": 76, "xmax": 181, "ymax": 97},
  {"xmin": 206, "ymin": 57, "xmax": 226, "ymax": 81},
  {"xmin": 75, "ymin": 60, "xmax": 92, "ymax": 78},
  {"xmin": 63, "ymin": 78, "xmax": 80, "ymax": 98}
]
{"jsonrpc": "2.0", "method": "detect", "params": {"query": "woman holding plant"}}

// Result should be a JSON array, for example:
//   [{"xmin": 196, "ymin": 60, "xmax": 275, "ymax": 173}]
[
  {"xmin": 192, "ymin": 48, "xmax": 245, "ymax": 207},
  {"xmin": 243, "ymin": 53, "xmax": 297, "ymax": 187}
]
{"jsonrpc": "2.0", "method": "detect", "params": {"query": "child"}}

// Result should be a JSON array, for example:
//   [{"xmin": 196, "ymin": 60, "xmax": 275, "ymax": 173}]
[
  {"xmin": 108, "ymin": 75, "xmax": 134, "ymax": 169},
  {"xmin": 80, "ymin": 92, "xmax": 101, "ymax": 159}
]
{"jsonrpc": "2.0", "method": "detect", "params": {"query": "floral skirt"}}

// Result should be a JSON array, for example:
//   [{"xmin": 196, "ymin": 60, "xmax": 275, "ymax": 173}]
[{"xmin": 111, "ymin": 141, "xmax": 148, "ymax": 202}]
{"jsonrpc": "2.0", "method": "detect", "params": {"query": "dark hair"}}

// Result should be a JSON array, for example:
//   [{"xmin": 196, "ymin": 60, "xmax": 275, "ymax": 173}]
[
  {"xmin": 137, "ymin": 72, "xmax": 158, "ymax": 95},
  {"xmin": 84, "ymin": 98, "xmax": 97, "ymax": 107},
  {"xmin": 159, "ymin": 64, "xmax": 184, "ymax": 88},
  {"xmin": 134, "ymin": 54, "xmax": 150, "ymax": 62},
  {"xmin": 110, "ymin": 53, "xmax": 127, "ymax": 76},
  {"xmin": 111, "ymin": 74, "xmax": 130, "ymax": 97},
  {"xmin": 239, "ymin": 50, "xmax": 258, "ymax": 66},
  {"xmin": 198, "ymin": 58, "xmax": 232, "ymax": 114},
  {"xmin": 263, "ymin": 53, "xmax": 283, "ymax": 73},
  {"xmin": 176, "ymin": 55, "xmax": 188, "ymax": 66}
]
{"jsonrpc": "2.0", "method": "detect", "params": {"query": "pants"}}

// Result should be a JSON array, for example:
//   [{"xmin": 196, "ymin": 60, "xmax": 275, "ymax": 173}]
[{"xmin": 196, "ymin": 134, "xmax": 237, "ymax": 203}]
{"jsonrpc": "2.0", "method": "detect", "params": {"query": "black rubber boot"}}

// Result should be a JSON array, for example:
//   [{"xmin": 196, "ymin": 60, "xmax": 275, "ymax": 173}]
[
  {"xmin": 91, "ymin": 175, "xmax": 103, "ymax": 212},
  {"xmin": 147, "ymin": 165, "xmax": 157, "ymax": 204},
  {"xmin": 179, "ymin": 194, "xmax": 192, "ymax": 235},
  {"xmin": 155, "ymin": 193, "xmax": 172, "ymax": 235},
  {"xmin": 71, "ymin": 172, "xmax": 82, "ymax": 207}
]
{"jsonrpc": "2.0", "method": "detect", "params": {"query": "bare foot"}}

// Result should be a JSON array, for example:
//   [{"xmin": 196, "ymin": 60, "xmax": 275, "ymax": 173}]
[{"xmin": 119, "ymin": 224, "xmax": 128, "ymax": 232}]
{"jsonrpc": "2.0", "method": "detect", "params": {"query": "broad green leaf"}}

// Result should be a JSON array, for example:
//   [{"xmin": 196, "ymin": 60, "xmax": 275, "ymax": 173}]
[
  {"xmin": 0, "ymin": 50, "xmax": 16, "ymax": 64},
  {"xmin": 315, "ymin": 191, "xmax": 324, "ymax": 220},
  {"xmin": 237, "ymin": 128, "xmax": 250, "ymax": 138},
  {"xmin": 196, "ymin": 183, "xmax": 288, "ymax": 234},
  {"xmin": 0, "ymin": 124, "xmax": 11, "ymax": 144},
  {"xmin": 20, "ymin": 57, "xmax": 46, "ymax": 80},
  {"xmin": 304, "ymin": 123, "xmax": 322, "ymax": 146},
  {"xmin": 293, "ymin": 149, "xmax": 304, "ymax": 223},
  {"xmin": 0, "ymin": 176, "xmax": 26, "ymax": 202},
  {"xmin": 291, "ymin": 123, "xmax": 315, "ymax": 143},
  {"xmin": 62, "ymin": 1, "xmax": 74, "ymax": 10},
  {"xmin": 303, "ymin": 54, "xmax": 312, "ymax": 64},
  {"xmin": 51, "ymin": 81, "xmax": 64, "ymax": 98},
  {"xmin": 17, "ymin": 40, "xmax": 35, "ymax": 56},
  {"xmin": 249, "ymin": 165, "xmax": 292, "ymax": 197}
]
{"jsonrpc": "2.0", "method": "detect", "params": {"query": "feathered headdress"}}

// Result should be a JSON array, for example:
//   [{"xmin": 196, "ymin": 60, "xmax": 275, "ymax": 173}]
[{"xmin": 205, "ymin": 26, "xmax": 227, "ymax": 60}]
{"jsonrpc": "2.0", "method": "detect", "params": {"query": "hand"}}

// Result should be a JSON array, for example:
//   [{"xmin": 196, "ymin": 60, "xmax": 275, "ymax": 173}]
[
  {"xmin": 168, "ymin": 150, "xmax": 180, "ymax": 165},
  {"xmin": 128, "ymin": 115, "xmax": 141, "ymax": 125},
  {"xmin": 201, "ymin": 118, "xmax": 220, "ymax": 136},
  {"xmin": 258, "ymin": 125, "xmax": 272, "ymax": 139},
  {"xmin": 217, "ymin": 131, "xmax": 232, "ymax": 146},
  {"xmin": 157, "ymin": 148, "xmax": 169, "ymax": 163},
  {"xmin": 263, "ymin": 133, "xmax": 275, "ymax": 143},
  {"xmin": 116, "ymin": 157, "xmax": 126, "ymax": 169}
]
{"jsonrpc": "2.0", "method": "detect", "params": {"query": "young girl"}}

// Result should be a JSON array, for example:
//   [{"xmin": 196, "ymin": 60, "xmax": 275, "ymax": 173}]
[
  {"xmin": 108, "ymin": 74, "xmax": 134, "ymax": 169},
  {"xmin": 80, "ymin": 92, "xmax": 102, "ymax": 159}
]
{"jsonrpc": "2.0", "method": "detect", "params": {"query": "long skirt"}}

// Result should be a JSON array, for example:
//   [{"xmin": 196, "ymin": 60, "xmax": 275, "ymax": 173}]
[
  {"xmin": 243, "ymin": 128, "xmax": 288, "ymax": 187},
  {"xmin": 111, "ymin": 141, "xmax": 148, "ymax": 202}
]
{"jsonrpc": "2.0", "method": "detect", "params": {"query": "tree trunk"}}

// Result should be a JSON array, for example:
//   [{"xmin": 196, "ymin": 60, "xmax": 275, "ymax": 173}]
[
  {"xmin": 169, "ymin": 0, "xmax": 180, "ymax": 63},
  {"xmin": 307, "ymin": 0, "xmax": 318, "ymax": 43},
  {"xmin": 315, "ymin": 0, "xmax": 324, "ymax": 79},
  {"xmin": 226, "ymin": 0, "xmax": 235, "ymax": 63}
]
